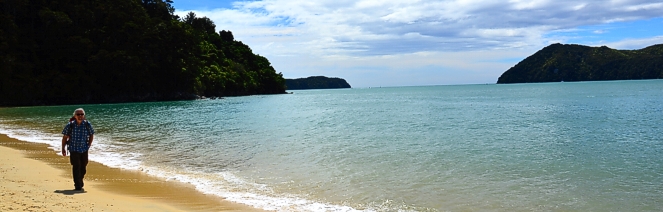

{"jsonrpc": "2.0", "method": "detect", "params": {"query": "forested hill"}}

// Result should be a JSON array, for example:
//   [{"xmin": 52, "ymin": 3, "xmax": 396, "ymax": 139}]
[
  {"xmin": 285, "ymin": 76, "xmax": 351, "ymax": 90},
  {"xmin": 497, "ymin": 43, "xmax": 663, "ymax": 84},
  {"xmin": 0, "ymin": 0, "xmax": 286, "ymax": 106}
]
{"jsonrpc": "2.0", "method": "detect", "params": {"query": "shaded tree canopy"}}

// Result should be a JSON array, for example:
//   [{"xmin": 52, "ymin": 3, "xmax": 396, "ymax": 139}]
[
  {"xmin": 285, "ymin": 76, "xmax": 351, "ymax": 90},
  {"xmin": 497, "ymin": 43, "xmax": 663, "ymax": 84},
  {"xmin": 0, "ymin": 0, "xmax": 286, "ymax": 106}
]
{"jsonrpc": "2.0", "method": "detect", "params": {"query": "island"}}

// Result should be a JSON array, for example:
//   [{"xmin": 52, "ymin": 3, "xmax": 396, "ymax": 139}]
[
  {"xmin": 285, "ymin": 76, "xmax": 351, "ymax": 90},
  {"xmin": 0, "ymin": 0, "xmax": 286, "ymax": 107},
  {"xmin": 497, "ymin": 43, "xmax": 663, "ymax": 84}
]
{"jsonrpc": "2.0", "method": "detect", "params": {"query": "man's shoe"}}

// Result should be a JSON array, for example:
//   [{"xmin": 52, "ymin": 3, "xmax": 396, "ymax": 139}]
[{"xmin": 75, "ymin": 187, "xmax": 82, "ymax": 191}]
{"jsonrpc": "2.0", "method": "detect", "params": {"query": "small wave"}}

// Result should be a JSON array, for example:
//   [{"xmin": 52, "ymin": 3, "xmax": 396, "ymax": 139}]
[{"xmin": 0, "ymin": 124, "xmax": 365, "ymax": 212}]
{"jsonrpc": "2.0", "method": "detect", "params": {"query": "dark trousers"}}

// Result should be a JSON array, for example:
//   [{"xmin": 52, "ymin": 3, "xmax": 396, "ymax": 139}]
[{"xmin": 69, "ymin": 151, "xmax": 89, "ymax": 189}]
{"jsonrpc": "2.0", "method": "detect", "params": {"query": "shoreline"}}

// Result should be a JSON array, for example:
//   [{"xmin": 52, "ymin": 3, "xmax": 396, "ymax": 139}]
[{"xmin": 0, "ymin": 134, "xmax": 266, "ymax": 212}]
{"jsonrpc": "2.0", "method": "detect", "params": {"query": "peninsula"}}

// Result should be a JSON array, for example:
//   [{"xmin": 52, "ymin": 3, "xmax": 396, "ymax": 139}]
[
  {"xmin": 285, "ymin": 76, "xmax": 351, "ymax": 90},
  {"xmin": 497, "ymin": 43, "xmax": 663, "ymax": 84}
]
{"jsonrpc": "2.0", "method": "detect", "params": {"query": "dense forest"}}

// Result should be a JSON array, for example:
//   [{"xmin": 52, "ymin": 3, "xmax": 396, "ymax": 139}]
[
  {"xmin": 285, "ymin": 76, "xmax": 351, "ymax": 90},
  {"xmin": 0, "ymin": 0, "xmax": 286, "ymax": 106},
  {"xmin": 497, "ymin": 43, "xmax": 663, "ymax": 84}
]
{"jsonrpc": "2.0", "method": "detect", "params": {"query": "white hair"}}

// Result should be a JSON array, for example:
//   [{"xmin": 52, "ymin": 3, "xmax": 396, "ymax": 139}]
[{"xmin": 73, "ymin": 108, "xmax": 85, "ymax": 116}]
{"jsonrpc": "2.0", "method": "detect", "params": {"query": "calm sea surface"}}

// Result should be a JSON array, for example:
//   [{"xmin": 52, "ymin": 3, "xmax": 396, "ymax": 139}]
[{"xmin": 1, "ymin": 80, "xmax": 662, "ymax": 211}]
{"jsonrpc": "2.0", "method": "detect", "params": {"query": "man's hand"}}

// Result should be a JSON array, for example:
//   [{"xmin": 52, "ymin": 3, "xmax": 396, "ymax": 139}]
[{"xmin": 61, "ymin": 147, "xmax": 67, "ymax": 156}]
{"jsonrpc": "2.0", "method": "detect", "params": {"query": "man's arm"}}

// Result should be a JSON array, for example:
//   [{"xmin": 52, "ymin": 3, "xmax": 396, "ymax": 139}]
[{"xmin": 61, "ymin": 135, "xmax": 69, "ymax": 156}]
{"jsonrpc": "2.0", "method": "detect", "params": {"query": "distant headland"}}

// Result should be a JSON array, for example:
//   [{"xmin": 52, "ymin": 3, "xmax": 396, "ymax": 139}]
[
  {"xmin": 497, "ymin": 43, "xmax": 663, "ymax": 84},
  {"xmin": 285, "ymin": 76, "xmax": 351, "ymax": 90}
]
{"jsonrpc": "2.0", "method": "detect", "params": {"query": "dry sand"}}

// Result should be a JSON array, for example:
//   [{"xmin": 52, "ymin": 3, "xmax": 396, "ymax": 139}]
[{"xmin": 0, "ymin": 134, "xmax": 266, "ymax": 212}]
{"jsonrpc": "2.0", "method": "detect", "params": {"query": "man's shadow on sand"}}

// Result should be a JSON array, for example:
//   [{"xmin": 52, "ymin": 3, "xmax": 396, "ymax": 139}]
[{"xmin": 54, "ymin": 189, "xmax": 86, "ymax": 195}]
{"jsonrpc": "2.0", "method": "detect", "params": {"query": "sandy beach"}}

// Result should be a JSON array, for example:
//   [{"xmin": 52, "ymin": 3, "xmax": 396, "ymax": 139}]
[{"xmin": 0, "ymin": 134, "xmax": 265, "ymax": 212}]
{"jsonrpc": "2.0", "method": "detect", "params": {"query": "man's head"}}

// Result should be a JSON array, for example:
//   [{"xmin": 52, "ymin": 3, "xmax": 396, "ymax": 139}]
[{"xmin": 73, "ymin": 108, "xmax": 85, "ymax": 121}]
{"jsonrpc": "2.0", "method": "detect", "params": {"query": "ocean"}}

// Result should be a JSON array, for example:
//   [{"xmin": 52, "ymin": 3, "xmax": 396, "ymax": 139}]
[{"xmin": 1, "ymin": 80, "xmax": 662, "ymax": 211}]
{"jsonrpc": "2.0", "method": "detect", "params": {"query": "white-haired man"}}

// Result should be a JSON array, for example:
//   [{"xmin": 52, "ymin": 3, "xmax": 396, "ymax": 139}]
[{"xmin": 61, "ymin": 108, "xmax": 95, "ymax": 191}]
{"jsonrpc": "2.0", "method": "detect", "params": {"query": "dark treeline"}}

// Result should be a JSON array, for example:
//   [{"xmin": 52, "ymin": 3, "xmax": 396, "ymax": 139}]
[
  {"xmin": 285, "ymin": 76, "xmax": 351, "ymax": 90},
  {"xmin": 0, "ymin": 0, "xmax": 286, "ymax": 106},
  {"xmin": 497, "ymin": 43, "xmax": 663, "ymax": 84}
]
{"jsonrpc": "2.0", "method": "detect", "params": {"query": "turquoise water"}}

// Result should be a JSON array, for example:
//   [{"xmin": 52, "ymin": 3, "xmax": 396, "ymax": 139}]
[{"xmin": 1, "ymin": 80, "xmax": 662, "ymax": 211}]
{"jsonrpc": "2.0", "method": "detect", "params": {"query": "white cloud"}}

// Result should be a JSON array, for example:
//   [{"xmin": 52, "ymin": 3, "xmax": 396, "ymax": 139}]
[
  {"xmin": 508, "ymin": 0, "xmax": 550, "ymax": 10},
  {"xmin": 174, "ymin": 0, "xmax": 663, "ymax": 87},
  {"xmin": 595, "ymin": 36, "xmax": 663, "ymax": 50},
  {"xmin": 572, "ymin": 3, "xmax": 588, "ymax": 10},
  {"xmin": 177, "ymin": 0, "xmax": 661, "ymax": 55},
  {"xmin": 624, "ymin": 2, "xmax": 663, "ymax": 11}
]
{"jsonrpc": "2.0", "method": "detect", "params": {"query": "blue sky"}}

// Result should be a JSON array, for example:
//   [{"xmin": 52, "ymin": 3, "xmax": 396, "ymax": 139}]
[{"xmin": 171, "ymin": 0, "xmax": 663, "ymax": 88}]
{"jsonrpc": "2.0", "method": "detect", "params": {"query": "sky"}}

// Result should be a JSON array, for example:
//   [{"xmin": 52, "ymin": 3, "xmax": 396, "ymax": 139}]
[{"xmin": 170, "ymin": 0, "xmax": 663, "ymax": 88}]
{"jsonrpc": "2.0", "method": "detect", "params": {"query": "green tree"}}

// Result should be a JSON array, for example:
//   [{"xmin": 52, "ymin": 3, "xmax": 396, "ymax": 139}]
[{"xmin": 0, "ymin": 0, "xmax": 285, "ymax": 106}]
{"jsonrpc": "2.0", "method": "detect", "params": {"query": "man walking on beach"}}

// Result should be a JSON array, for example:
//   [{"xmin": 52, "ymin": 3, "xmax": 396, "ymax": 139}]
[{"xmin": 61, "ymin": 108, "xmax": 95, "ymax": 191}]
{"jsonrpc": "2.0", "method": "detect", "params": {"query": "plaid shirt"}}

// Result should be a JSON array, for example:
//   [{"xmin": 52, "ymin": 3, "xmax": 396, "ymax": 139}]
[{"xmin": 62, "ymin": 120, "xmax": 95, "ymax": 153}]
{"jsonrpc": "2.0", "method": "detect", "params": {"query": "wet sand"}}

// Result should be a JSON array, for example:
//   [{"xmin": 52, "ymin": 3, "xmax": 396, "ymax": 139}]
[{"xmin": 0, "ymin": 134, "xmax": 266, "ymax": 211}]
